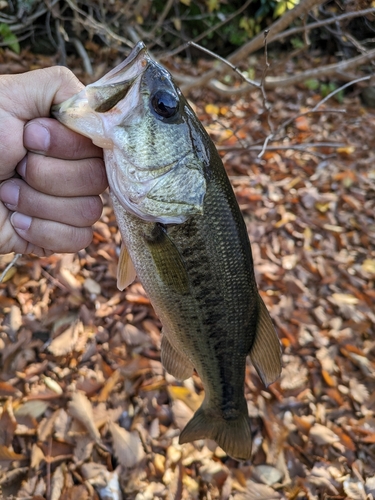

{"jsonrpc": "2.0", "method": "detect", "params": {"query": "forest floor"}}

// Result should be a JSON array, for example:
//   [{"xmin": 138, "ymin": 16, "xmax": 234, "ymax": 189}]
[{"xmin": 0, "ymin": 45, "xmax": 375, "ymax": 500}]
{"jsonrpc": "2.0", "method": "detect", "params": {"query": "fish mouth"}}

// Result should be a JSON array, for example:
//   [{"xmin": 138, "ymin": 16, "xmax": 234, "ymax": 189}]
[{"xmin": 51, "ymin": 41, "xmax": 150, "ymax": 148}]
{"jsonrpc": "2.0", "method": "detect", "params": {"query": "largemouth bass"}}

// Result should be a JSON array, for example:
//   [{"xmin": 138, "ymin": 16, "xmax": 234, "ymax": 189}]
[{"xmin": 52, "ymin": 42, "xmax": 282, "ymax": 461}]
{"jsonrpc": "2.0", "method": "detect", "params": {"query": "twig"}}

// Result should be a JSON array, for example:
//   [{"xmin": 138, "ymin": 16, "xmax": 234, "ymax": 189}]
[
  {"xmin": 40, "ymin": 269, "xmax": 69, "ymax": 292},
  {"xmin": 72, "ymin": 37, "xmax": 93, "ymax": 76},
  {"xmin": 3, "ymin": 0, "xmax": 60, "ymax": 33},
  {"xmin": 0, "ymin": 253, "xmax": 21, "ymax": 283},
  {"xmin": 148, "ymin": 0, "xmax": 175, "ymax": 39},
  {"xmin": 312, "ymin": 75, "xmax": 372, "ymax": 111},
  {"xmin": 187, "ymin": 41, "xmax": 261, "ymax": 89},
  {"xmin": 272, "ymin": 108, "xmax": 346, "ymax": 139},
  {"xmin": 271, "ymin": 7, "xmax": 375, "ymax": 46},
  {"xmin": 256, "ymin": 30, "xmax": 276, "ymax": 158},
  {"xmin": 65, "ymin": 0, "xmax": 134, "ymax": 49},
  {"xmin": 217, "ymin": 142, "xmax": 348, "ymax": 153}
]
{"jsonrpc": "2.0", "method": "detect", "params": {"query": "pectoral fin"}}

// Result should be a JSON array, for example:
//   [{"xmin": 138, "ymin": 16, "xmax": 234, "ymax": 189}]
[
  {"xmin": 161, "ymin": 334, "xmax": 194, "ymax": 380},
  {"xmin": 249, "ymin": 296, "xmax": 282, "ymax": 387},
  {"xmin": 144, "ymin": 224, "xmax": 189, "ymax": 295},
  {"xmin": 117, "ymin": 243, "xmax": 137, "ymax": 291}
]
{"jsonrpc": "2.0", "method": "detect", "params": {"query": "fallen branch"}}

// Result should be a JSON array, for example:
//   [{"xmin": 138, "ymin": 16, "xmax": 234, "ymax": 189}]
[{"xmin": 207, "ymin": 48, "xmax": 375, "ymax": 95}]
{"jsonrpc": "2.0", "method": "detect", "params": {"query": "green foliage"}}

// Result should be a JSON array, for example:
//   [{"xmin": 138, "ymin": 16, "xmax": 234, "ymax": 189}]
[
  {"xmin": 0, "ymin": 24, "xmax": 20, "ymax": 54},
  {"xmin": 273, "ymin": 0, "xmax": 299, "ymax": 18},
  {"xmin": 291, "ymin": 37, "xmax": 304, "ymax": 49},
  {"xmin": 146, "ymin": 0, "xmax": 301, "ymax": 55},
  {"xmin": 304, "ymin": 79, "xmax": 344, "ymax": 103},
  {"xmin": 254, "ymin": 0, "xmax": 300, "ymax": 22},
  {"xmin": 304, "ymin": 79, "xmax": 320, "ymax": 91}
]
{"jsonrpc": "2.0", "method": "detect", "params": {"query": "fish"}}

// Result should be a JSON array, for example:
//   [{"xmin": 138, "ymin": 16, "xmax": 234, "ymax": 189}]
[{"xmin": 52, "ymin": 41, "xmax": 282, "ymax": 461}]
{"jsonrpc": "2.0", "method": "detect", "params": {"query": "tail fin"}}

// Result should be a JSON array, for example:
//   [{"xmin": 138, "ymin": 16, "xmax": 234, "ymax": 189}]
[{"xmin": 179, "ymin": 407, "xmax": 252, "ymax": 461}]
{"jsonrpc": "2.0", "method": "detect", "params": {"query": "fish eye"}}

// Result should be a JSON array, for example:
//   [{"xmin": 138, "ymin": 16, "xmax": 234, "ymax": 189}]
[{"xmin": 151, "ymin": 91, "xmax": 179, "ymax": 119}]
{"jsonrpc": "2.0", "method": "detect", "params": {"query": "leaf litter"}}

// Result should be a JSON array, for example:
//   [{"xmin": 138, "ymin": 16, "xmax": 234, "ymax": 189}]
[{"xmin": 0, "ymin": 50, "xmax": 375, "ymax": 499}]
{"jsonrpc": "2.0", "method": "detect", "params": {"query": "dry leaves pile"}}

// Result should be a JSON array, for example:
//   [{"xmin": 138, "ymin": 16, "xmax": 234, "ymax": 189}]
[{"xmin": 0, "ymin": 50, "xmax": 375, "ymax": 500}]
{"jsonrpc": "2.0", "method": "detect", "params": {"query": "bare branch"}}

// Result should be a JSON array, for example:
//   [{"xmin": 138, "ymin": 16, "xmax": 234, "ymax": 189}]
[
  {"xmin": 65, "ymin": 0, "xmax": 134, "ymax": 49},
  {"xmin": 218, "ymin": 142, "xmax": 348, "ymax": 160},
  {"xmin": 147, "ymin": 0, "xmax": 175, "ymax": 40},
  {"xmin": 181, "ymin": 0, "xmax": 326, "ymax": 93},
  {"xmin": 208, "ymin": 48, "xmax": 375, "ymax": 95},
  {"xmin": 271, "ymin": 7, "xmax": 375, "ymax": 46},
  {"xmin": 72, "ymin": 38, "xmax": 93, "ymax": 76},
  {"xmin": 187, "ymin": 42, "xmax": 261, "ymax": 89},
  {"xmin": 312, "ymin": 75, "xmax": 371, "ymax": 111}
]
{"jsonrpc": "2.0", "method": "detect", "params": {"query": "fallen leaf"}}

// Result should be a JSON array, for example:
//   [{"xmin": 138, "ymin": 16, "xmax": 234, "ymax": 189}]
[
  {"xmin": 349, "ymin": 379, "xmax": 369, "ymax": 404},
  {"xmin": 252, "ymin": 465, "xmax": 283, "ymax": 486},
  {"xmin": 331, "ymin": 293, "xmax": 359, "ymax": 305},
  {"xmin": 15, "ymin": 401, "xmax": 49, "ymax": 419},
  {"xmin": 167, "ymin": 385, "xmax": 203, "ymax": 411},
  {"xmin": 109, "ymin": 421, "xmax": 145, "ymax": 468},
  {"xmin": 67, "ymin": 391, "xmax": 100, "ymax": 443},
  {"xmin": 0, "ymin": 445, "xmax": 27, "ymax": 461},
  {"xmin": 309, "ymin": 424, "xmax": 340, "ymax": 446},
  {"xmin": 233, "ymin": 479, "xmax": 281, "ymax": 499},
  {"xmin": 48, "ymin": 320, "xmax": 84, "ymax": 356},
  {"xmin": 362, "ymin": 259, "xmax": 375, "ymax": 274},
  {"xmin": 343, "ymin": 479, "xmax": 367, "ymax": 500},
  {"xmin": 50, "ymin": 464, "xmax": 64, "ymax": 500}
]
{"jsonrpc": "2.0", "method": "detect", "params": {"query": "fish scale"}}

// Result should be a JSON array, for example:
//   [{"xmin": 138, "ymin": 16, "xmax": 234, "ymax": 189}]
[{"xmin": 52, "ymin": 41, "xmax": 282, "ymax": 461}]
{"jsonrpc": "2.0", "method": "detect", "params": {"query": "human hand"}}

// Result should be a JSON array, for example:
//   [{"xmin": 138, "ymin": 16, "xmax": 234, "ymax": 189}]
[{"xmin": 0, "ymin": 67, "xmax": 108, "ymax": 257}]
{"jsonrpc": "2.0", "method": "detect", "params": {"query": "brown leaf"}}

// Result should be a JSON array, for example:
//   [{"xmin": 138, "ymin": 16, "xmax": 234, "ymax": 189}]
[
  {"xmin": 0, "ymin": 381, "xmax": 22, "ymax": 397},
  {"xmin": 233, "ymin": 479, "xmax": 281, "ymax": 499},
  {"xmin": 0, "ymin": 445, "xmax": 27, "ymax": 461},
  {"xmin": 0, "ymin": 400, "xmax": 17, "ymax": 447},
  {"xmin": 309, "ymin": 424, "xmax": 340, "ymax": 446},
  {"xmin": 30, "ymin": 444, "xmax": 45, "ymax": 470},
  {"xmin": 50, "ymin": 464, "xmax": 64, "ymax": 500},
  {"xmin": 349, "ymin": 379, "xmax": 369, "ymax": 404},
  {"xmin": 109, "ymin": 422, "xmax": 145, "ymax": 468},
  {"xmin": 48, "ymin": 320, "xmax": 84, "ymax": 356},
  {"xmin": 67, "ymin": 391, "xmax": 100, "ymax": 443},
  {"xmin": 343, "ymin": 479, "xmax": 367, "ymax": 500},
  {"xmin": 171, "ymin": 399, "xmax": 194, "ymax": 431},
  {"xmin": 252, "ymin": 465, "xmax": 283, "ymax": 486}
]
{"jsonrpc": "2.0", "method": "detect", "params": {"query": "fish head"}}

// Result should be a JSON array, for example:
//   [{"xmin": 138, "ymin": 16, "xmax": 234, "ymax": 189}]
[{"xmin": 52, "ymin": 41, "xmax": 209, "ymax": 224}]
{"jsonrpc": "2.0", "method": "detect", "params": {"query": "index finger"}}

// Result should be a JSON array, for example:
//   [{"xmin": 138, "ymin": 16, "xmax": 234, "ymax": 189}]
[{"xmin": 24, "ymin": 118, "xmax": 103, "ymax": 160}]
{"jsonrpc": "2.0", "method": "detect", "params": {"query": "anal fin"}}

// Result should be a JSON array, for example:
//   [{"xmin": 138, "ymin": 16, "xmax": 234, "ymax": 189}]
[
  {"xmin": 117, "ymin": 243, "xmax": 137, "ymax": 291},
  {"xmin": 249, "ymin": 295, "xmax": 282, "ymax": 387},
  {"xmin": 161, "ymin": 334, "xmax": 194, "ymax": 380}
]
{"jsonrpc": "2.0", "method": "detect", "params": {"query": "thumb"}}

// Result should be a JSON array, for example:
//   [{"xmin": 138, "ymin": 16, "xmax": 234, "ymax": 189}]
[
  {"xmin": 0, "ymin": 66, "xmax": 84, "ymax": 178},
  {"xmin": 0, "ymin": 66, "xmax": 84, "ymax": 120}
]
